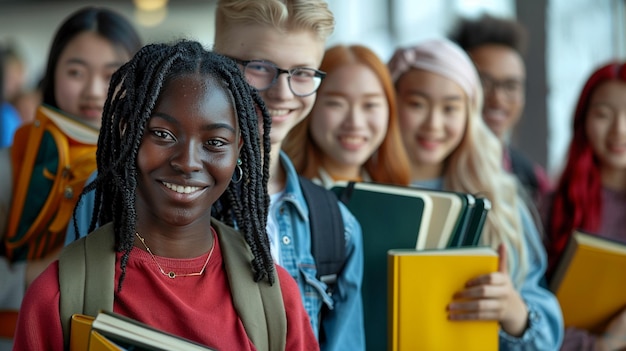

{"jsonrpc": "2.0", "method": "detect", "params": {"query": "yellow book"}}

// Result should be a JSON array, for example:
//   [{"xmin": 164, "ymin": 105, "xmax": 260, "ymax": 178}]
[
  {"xmin": 388, "ymin": 247, "xmax": 500, "ymax": 351},
  {"xmin": 89, "ymin": 330, "xmax": 125, "ymax": 351},
  {"xmin": 70, "ymin": 314, "xmax": 95, "ymax": 351},
  {"xmin": 550, "ymin": 230, "xmax": 626, "ymax": 332}
]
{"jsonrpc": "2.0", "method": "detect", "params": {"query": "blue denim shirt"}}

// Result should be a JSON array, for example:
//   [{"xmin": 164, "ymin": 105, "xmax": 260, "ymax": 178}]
[
  {"xmin": 500, "ymin": 203, "xmax": 564, "ymax": 351},
  {"xmin": 274, "ymin": 152, "xmax": 365, "ymax": 351},
  {"xmin": 414, "ymin": 178, "xmax": 564, "ymax": 351},
  {"xmin": 67, "ymin": 155, "xmax": 366, "ymax": 351},
  {"xmin": 65, "ymin": 171, "xmax": 97, "ymax": 244}
]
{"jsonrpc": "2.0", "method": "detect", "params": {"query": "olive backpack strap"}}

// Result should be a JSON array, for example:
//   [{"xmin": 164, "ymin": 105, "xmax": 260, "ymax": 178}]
[
  {"xmin": 58, "ymin": 223, "xmax": 116, "ymax": 349},
  {"xmin": 211, "ymin": 218, "xmax": 287, "ymax": 351},
  {"xmin": 298, "ymin": 176, "xmax": 346, "ymax": 290}
]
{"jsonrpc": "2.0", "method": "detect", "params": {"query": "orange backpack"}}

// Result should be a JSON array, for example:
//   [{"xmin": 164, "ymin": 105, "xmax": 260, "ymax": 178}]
[{"xmin": 3, "ymin": 105, "xmax": 99, "ymax": 262}]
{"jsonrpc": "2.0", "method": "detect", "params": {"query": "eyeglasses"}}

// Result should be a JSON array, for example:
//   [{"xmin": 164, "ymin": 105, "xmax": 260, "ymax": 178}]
[
  {"xmin": 234, "ymin": 59, "xmax": 326, "ymax": 97},
  {"xmin": 479, "ymin": 73, "xmax": 524, "ymax": 100}
]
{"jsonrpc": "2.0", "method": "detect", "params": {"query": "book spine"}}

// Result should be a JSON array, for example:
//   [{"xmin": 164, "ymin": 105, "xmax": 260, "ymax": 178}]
[{"xmin": 388, "ymin": 254, "xmax": 399, "ymax": 351}]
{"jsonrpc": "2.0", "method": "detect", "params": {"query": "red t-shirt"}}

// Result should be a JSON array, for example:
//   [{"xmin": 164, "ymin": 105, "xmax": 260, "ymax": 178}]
[{"xmin": 13, "ymin": 238, "xmax": 318, "ymax": 350}]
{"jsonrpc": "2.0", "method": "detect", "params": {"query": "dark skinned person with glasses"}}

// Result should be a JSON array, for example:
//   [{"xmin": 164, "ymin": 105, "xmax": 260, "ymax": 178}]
[
  {"xmin": 66, "ymin": 2, "xmax": 366, "ymax": 351},
  {"xmin": 450, "ymin": 14, "xmax": 551, "ymax": 212}
]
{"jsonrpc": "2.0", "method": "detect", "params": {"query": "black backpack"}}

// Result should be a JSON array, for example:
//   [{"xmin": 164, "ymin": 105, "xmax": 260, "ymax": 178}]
[
  {"xmin": 299, "ymin": 176, "xmax": 347, "ymax": 343},
  {"xmin": 298, "ymin": 176, "xmax": 346, "ymax": 293}
]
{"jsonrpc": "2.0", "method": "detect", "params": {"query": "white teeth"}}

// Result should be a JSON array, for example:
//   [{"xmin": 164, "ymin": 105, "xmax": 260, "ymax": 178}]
[
  {"xmin": 340, "ymin": 136, "xmax": 365, "ymax": 145},
  {"xmin": 268, "ymin": 109, "xmax": 289, "ymax": 116},
  {"xmin": 163, "ymin": 182, "xmax": 201, "ymax": 194}
]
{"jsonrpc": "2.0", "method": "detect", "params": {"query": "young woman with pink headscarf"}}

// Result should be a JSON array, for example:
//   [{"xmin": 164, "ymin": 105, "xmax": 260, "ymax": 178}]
[{"xmin": 388, "ymin": 38, "xmax": 563, "ymax": 351}]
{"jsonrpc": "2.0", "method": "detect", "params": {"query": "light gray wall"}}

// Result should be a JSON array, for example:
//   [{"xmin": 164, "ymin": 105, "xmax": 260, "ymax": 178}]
[
  {"xmin": 0, "ymin": 0, "xmax": 620, "ymax": 179},
  {"xmin": 0, "ymin": 1, "xmax": 216, "ymax": 88},
  {"xmin": 546, "ymin": 0, "xmax": 622, "ymax": 177}
]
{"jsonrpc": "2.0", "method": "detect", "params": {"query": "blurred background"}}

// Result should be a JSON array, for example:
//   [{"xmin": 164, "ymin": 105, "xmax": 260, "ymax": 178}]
[{"xmin": 0, "ymin": 0, "xmax": 623, "ymax": 179}]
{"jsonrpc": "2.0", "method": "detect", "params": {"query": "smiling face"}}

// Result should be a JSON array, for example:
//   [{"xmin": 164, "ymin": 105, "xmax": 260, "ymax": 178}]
[
  {"xmin": 396, "ymin": 69, "xmax": 468, "ymax": 178},
  {"xmin": 310, "ymin": 63, "xmax": 389, "ymax": 178},
  {"xmin": 586, "ymin": 80, "xmax": 626, "ymax": 177},
  {"xmin": 469, "ymin": 44, "xmax": 525, "ymax": 140},
  {"xmin": 215, "ymin": 24, "xmax": 325, "ymax": 149},
  {"xmin": 54, "ymin": 31, "xmax": 131, "ymax": 128},
  {"xmin": 135, "ymin": 75, "xmax": 241, "ymax": 227}
]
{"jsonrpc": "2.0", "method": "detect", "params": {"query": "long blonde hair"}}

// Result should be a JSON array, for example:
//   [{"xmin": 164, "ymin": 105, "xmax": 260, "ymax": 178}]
[{"xmin": 389, "ymin": 39, "xmax": 527, "ymax": 285}]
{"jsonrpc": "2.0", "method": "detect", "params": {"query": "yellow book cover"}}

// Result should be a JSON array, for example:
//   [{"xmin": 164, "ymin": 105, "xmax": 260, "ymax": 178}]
[
  {"xmin": 89, "ymin": 330, "xmax": 125, "ymax": 351},
  {"xmin": 388, "ymin": 247, "xmax": 499, "ymax": 351},
  {"xmin": 550, "ymin": 230, "xmax": 626, "ymax": 332},
  {"xmin": 70, "ymin": 314, "xmax": 95, "ymax": 351}
]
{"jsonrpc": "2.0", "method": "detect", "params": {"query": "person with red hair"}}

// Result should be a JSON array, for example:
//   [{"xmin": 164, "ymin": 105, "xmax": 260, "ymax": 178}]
[
  {"xmin": 545, "ymin": 61, "xmax": 626, "ymax": 351},
  {"xmin": 283, "ymin": 44, "xmax": 411, "ymax": 187}
]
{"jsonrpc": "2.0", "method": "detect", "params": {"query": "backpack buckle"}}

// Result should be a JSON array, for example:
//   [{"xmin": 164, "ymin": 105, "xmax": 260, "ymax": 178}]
[{"xmin": 320, "ymin": 273, "xmax": 337, "ymax": 286}]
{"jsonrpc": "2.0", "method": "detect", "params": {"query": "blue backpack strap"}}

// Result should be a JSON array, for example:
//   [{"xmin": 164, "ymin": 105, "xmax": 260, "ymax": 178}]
[{"xmin": 298, "ymin": 176, "xmax": 346, "ymax": 289}]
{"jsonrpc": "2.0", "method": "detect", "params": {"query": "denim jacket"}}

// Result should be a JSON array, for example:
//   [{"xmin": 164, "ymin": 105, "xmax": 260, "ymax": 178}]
[
  {"xmin": 65, "ymin": 171, "xmax": 97, "ymax": 245},
  {"xmin": 414, "ymin": 178, "xmax": 564, "ymax": 351},
  {"xmin": 500, "ymin": 202, "xmax": 564, "ymax": 351},
  {"xmin": 274, "ymin": 153, "xmax": 365, "ymax": 351}
]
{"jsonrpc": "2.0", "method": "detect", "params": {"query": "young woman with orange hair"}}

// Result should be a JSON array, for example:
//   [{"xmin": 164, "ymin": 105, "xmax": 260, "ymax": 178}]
[{"xmin": 284, "ymin": 44, "xmax": 410, "ymax": 187}]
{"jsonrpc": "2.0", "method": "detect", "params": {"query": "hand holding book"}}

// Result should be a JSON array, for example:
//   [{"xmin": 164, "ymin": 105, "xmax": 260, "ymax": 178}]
[
  {"xmin": 388, "ymin": 246, "xmax": 500, "ymax": 350},
  {"xmin": 447, "ymin": 244, "xmax": 529, "ymax": 337}
]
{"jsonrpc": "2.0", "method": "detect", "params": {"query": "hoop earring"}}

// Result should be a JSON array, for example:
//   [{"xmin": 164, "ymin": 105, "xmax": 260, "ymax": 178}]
[{"xmin": 231, "ymin": 158, "xmax": 243, "ymax": 184}]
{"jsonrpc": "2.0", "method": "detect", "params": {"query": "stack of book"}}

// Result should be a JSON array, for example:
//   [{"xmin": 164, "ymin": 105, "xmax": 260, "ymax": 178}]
[
  {"xmin": 70, "ymin": 311, "xmax": 216, "ymax": 351},
  {"xmin": 331, "ymin": 181, "xmax": 496, "ymax": 351}
]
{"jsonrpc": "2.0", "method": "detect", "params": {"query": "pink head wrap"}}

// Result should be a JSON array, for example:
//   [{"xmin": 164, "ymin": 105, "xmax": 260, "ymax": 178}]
[{"xmin": 388, "ymin": 38, "xmax": 480, "ymax": 103}]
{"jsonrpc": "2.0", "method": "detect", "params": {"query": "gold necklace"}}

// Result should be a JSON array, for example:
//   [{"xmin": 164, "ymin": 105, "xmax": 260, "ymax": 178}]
[{"xmin": 135, "ymin": 231, "xmax": 216, "ymax": 279}]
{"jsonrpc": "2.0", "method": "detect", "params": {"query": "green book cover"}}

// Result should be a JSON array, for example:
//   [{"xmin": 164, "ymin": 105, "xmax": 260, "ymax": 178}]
[
  {"xmin": 331, "ymin": 181, "xmax": 432, "ymax": 351},
  {"xmin": 446, "ymin": 193, "xmax": 476, "ymax": 248},
  {"xmin": 462, "ymin": 197, "xmax": 491, "ymax": 247}
]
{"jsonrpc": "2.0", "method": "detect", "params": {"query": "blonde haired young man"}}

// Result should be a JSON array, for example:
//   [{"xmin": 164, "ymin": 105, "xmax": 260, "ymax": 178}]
[{"xmin": 213, "ymin": 1, "xmax": 365, "ymax": 350}]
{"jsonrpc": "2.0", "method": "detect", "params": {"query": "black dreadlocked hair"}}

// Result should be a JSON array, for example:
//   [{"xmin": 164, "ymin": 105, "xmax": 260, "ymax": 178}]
[{"xmin": 78, "ymin": 40, "xmax": 273, "ymax": 290}]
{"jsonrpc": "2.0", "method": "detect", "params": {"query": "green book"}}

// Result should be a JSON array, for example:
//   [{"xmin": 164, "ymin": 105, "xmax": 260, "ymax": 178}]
[
  {"xmin": 445, "ymin": 192, "xmax": 476, "ymax": 248},
  {"xmin": 461, "ymin": 196, "xmax": 491, "ymax": 247},
  {"xmin": 331, "ymin": 181, "xmax": 433, "ymax": 351}
]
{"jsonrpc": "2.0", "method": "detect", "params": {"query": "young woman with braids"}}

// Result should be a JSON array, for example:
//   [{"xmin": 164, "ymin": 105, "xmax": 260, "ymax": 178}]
[
  {"xmin": 544, "ymin": 62, "xmax": 626, "ymax": 351},
  {"xmin": 12, "ymin": 40, "xmax": 317, "ymax": 351},
  {"xmin": 64, "ymin": 2, "xmax": 365, "ymax": 349}
]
